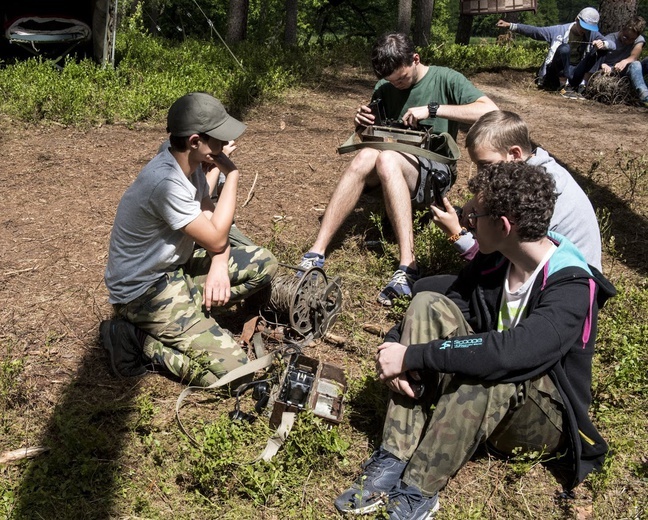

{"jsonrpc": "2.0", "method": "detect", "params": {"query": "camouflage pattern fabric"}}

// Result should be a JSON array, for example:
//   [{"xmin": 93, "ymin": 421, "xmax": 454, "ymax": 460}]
[
  {"xmin": 227, "ymin": 224, "xmax": 255, "ymax": 248},
  {"xmin": 381, "ymin": 292, "xmax": 565, "ymax": 495},
  {"xmin": 114, "ymin": 244, "xmax": 277, "ymax": 387}
]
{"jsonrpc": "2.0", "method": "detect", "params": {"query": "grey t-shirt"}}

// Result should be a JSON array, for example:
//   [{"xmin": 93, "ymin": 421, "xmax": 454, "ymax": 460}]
[
  {"xmin": 454, "ymin": 147, "xmax": 602, "ymax": 271},
  {"xmin": 602, "ymin": 31, "xmax": 646, "ymax": 67},
  {"xmin": 105, "ymin": 149, "xmax": 210, "ymax": 304},
  {"xmin": 528, "ymin": 148, "xmax": 601, "ymax": 270}
]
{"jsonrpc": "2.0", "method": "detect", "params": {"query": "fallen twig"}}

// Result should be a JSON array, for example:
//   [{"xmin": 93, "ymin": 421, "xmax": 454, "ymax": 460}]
[
  {"xmin": 362, "ymin": 323, "xmax": 391, "ymax": 337},
  {"xmin": 0, "ymin": 446, "xmax": 50, "ymax": 464},
  {"xmin": 324, "ymin": 332, "xmax": 346, "ymax": 346},
  {"xmin": 1, "ymin": 266, "xmax": 39, "ymax": 277},
  {"xmin": 242, "ymin": 172, "xmax": 259, "ymax": 208}
]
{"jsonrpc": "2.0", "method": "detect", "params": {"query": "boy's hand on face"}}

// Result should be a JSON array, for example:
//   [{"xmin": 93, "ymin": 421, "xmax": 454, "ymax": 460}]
[
  {"xmin": 222, "ymin": 140, "xmax": 237, "ymax": 157},
  {"xmin": 210, "ymin": 153, "xmax": 238, "ymax": 176}
]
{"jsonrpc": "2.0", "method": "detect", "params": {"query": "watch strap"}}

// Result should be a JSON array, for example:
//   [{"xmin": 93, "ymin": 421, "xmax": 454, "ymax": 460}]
[
  {"xmin": 428, "ymin": 102, "xmax": 440, "ymax": 119},
  {"xmin": 448, "ymin": 228, "xmax": 468, "ymax": 243}
]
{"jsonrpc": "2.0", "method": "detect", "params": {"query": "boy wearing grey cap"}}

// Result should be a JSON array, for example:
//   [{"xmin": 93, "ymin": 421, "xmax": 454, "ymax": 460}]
[
  {"xmin": 103, "ymin": 92, "xmax": 277, "ymax": 386},
  {"xmin": 497, "ymin": 7, "xmax": 610, "ymax": 92}
]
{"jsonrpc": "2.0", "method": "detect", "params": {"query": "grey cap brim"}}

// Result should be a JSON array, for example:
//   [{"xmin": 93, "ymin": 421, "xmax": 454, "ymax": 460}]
[{"xmin": 204, "ymin": 116, "xmax": 247, "ymax": 141}]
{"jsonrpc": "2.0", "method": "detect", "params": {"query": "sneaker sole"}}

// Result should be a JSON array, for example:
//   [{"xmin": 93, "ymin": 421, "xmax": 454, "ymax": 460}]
[
  {"xmin": 394, "ymin": 497, "xmax": 440, "ymax": 519},
  {"xmin": 336, "ymin": 497, "xmax": 385, "ymax": 515},
  {"xmin": 560, "ymin": 92, "xmax": 586, "ymax": 100},
  {"xmin": 427, "ymin": 499, "xmax": 441, "ymax": 517}
]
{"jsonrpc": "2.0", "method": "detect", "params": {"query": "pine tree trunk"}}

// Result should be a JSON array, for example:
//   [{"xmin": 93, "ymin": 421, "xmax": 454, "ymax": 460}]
[
  {"xmin": 226, "ymin": 0, "xmax": 249, "ymax": 43},
  {"xmin": 455, "ymin": 13, "xmax": 473, "ymax": 45},
  {"xmin": 397, "ymin": 0, "xmax": 412, "ymax": 34},
  {"xmin": 413, "ymin": 0, "xmax": 435, "ymax": 46},
  {"xmin": 284, "ymin": 0, "xmax": 298, "ymax": 45},
  {"xmin": 598, "ymin": 0, "xmax": 637, "ymax": 34}
]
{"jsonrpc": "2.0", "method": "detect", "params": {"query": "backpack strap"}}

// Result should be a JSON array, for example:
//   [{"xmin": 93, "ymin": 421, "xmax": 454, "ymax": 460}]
[
  {"xmin": 256, "ymin": 411, "xmax": 297, "ymax": 461},
  {"xmin": 175, "ymin": 352, "xmax": 277, "ymax": 447},
  {"xmin": 337, "ymin": 129, "xmax": 460, "ymax": 165}
]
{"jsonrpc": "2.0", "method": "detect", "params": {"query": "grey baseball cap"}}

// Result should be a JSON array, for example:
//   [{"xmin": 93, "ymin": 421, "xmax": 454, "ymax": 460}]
[
  {"xmin": 577, "ymin": 7, "xmax": 599, "ymax": 32},
  {"xmin": 166, "ymin": 92, "xmax": 246, "ymax": 141}
]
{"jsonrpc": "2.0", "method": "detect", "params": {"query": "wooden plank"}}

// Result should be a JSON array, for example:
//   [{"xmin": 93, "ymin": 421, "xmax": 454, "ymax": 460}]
[{"xmin": 461, "ymin": 0, "xmax": 537, "ymax": 15}]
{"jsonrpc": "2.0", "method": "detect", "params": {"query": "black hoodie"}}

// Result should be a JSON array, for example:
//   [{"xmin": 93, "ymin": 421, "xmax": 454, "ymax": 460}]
[{"xmin": 388, "ymin": 233, "xmax": 616, "ymax": 490}]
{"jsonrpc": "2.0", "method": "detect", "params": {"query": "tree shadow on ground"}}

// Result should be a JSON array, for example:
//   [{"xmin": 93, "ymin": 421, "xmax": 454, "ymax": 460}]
[
  {"xmin": 11, "ymin": 340, "xmax": 144, "ymax": 519},
  {"xmin": 551, "ymin": 152, "xmax": 648, "ymax": 278},
  {"xmin": 345, "ymin": 374, "xmax": 388, "ymax": 447}
]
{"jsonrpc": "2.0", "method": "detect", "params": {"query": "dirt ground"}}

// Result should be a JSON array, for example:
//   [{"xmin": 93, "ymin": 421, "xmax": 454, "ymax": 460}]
[{"xmin": 1, "ymin": 67, "xmax": 647, "ymax": 517}]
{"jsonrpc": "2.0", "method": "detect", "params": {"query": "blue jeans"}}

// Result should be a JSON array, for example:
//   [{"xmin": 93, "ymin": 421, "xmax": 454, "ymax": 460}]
[
  {"xmin": 545, "ymin": 43, "xmax": 600, "ymax": 89},
  {"xmin": 627, "ymin": 58, "xmax": 648, "ymax": 101}
]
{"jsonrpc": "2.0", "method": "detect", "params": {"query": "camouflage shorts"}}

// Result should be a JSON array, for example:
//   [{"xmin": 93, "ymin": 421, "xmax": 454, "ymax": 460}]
[
  {"xmin": 114, "ymin": 244, "xmax": 277, "ymax": 387},
  {"xmin": 381, "ymin": 291, "xmax": 566, "ymax": 495}
]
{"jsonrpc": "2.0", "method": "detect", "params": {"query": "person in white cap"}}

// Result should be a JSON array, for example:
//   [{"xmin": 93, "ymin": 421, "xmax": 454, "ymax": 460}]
[
  {"xmin": 102, "ymin": 92, "xmax": 277, "ymax": 386},
  {"xmin": 496, "ymin": 7, "xmax": 610, "ymax": 92}
]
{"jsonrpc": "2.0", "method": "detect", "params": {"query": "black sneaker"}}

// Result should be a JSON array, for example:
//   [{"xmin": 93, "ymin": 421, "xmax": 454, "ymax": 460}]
[
  {"xmin": 334, "ymin": 448, "xmax": 407, "ymax": 514},
  {"xmin": 100, "ymin": 319, "xmax": 147, "ymax": 378},
  {"xmin": 386, "ymin": 481, "xmax": 440, "ymax": 519},
  {"xmin": 560, "ymin": 86, "xmax": 585, "ymax": 100}
]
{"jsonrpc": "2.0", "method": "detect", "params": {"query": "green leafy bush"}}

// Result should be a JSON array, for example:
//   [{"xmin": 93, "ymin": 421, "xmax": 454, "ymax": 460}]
[
  {"xmin": 186, "ymin": 410, "xmax": 348, "ymax": 509},
  {"xmin": 421, "ymin": 41, "xmax": 545, "ymax": 73},
  {"xmin": 0, "ymin": 15, "xmax": 546, "ymax": 127}
]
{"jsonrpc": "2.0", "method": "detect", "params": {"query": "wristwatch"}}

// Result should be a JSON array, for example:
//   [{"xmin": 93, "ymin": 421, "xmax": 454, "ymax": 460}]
[{"xmin": 427, "ymin": 102, "xmax": 440, "ymax": 119}]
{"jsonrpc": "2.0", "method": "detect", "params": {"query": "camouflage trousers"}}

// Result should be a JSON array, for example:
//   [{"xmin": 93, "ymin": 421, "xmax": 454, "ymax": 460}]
[
  {"xmin": 114, "ymin": 243, "xmax": 277, "ymax": 387},
  {"xmin": 382, "ymin": 292, "xmax": 566, "ymax": 495}
]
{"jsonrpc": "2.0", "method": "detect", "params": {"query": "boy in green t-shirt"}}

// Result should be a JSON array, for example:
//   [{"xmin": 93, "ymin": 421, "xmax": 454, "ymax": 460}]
[{"xmin": 299, "ymin": 32, "xmax": 498, "ymax": 306}]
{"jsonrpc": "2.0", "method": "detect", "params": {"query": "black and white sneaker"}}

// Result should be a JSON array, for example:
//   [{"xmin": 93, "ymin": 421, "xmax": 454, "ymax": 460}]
[{"xmin": 334, "ymin": 448, "xmax": 407, "ymax": 514}]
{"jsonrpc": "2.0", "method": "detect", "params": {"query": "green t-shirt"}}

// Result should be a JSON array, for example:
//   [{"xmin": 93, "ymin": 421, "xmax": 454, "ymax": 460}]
[{"xmin": 372, "ymin": 66, "xmax": 484, "ymax": 139}]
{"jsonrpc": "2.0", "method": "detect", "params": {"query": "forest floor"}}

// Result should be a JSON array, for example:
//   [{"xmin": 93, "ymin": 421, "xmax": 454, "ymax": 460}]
[{"xmin": 1, "ymin": 66, "xmax": 647, "ymax": 519}]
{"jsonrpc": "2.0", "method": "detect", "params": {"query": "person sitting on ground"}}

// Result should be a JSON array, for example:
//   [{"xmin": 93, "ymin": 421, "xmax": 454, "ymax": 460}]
[
  {"xmin": 334, "ymin": 161, "xmax": 615, "ymax": 519},
  {"xmin": 423, "ymin": 110, "xmax": 602, "ymax": 299},
  {"xmin": 627, "ymin": 56, "xmax": 648, "ymax": 106},
  {"xmin": 415, "ymin": 111, "xmax": 602, "ymax": 296},
  {"xmin": 299, "ymin": 31, "xmax": 498, "ymax": 306},
  {"xmin": 102, "ymin": 92, "xmax": 277, "ymax": 385},
  {"xmin": 595, "ymin": 16, "xmax": 646, "ymax": 80},
  {"xmin": 497, "ymin": 7, "xmax": 611, "ymax": 93}
]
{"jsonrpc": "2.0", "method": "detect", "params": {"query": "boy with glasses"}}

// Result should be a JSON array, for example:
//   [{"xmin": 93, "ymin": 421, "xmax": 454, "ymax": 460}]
[
  {"xmin": 427, "ymin": 110, "xmax": 602, "ymax": 276},
  {"xmin": 595, "ymin": 16, "xmax": 645, "ymax": 78},
  {"xmin": 334, "ymin": 161, "xmax": 615, "ymax": 519}
]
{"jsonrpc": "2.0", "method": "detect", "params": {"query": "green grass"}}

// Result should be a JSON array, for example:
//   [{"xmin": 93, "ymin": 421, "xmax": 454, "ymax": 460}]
[{"xmin": 0, "ymin": 23, "xmax": 646, "ymax": 520}]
